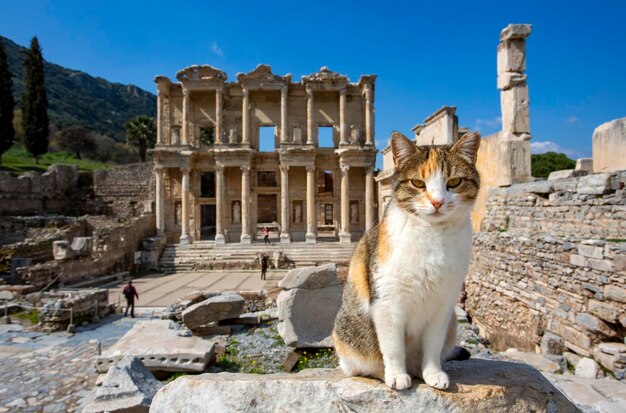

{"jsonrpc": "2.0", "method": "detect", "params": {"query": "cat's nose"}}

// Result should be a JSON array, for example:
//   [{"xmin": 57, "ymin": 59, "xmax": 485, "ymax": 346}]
[{"xmin": 430, "ymin": 199, "xmax": 444, "ymax": 210}]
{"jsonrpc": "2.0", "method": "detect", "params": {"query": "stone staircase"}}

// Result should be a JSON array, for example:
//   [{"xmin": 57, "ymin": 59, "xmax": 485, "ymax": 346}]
[{"xmin": 158, "ymin": 241, "xmax": 356, "ymax": 272}]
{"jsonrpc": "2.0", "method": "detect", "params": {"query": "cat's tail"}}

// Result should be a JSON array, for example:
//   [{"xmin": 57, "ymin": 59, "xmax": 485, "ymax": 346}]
[{"xmin": 445, "ymin": 346, "xmax": 471, "ymax": 362}]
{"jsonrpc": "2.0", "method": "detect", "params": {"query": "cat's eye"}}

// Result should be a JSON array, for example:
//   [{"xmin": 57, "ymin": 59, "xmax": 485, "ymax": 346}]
[
  {"xmin": 447, "ymin": 177, "xmax": 462, "ymax": 188},
  {"xmin": 410, "ymin": 179, "xmax": 426, "ymax": 189}
]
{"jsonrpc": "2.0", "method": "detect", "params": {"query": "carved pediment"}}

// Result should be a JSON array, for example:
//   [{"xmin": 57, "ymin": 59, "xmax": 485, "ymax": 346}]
[
  {"xmin": 236, "ymin": 64, "xmax": 291, "ymax": 86},
  {"xmin": 176, "ymin": 65, "xmax": 227, "ymax": 82},
  {"xmin": 303, "ymin": 66, "xmax": 348, "ymax": 84}
]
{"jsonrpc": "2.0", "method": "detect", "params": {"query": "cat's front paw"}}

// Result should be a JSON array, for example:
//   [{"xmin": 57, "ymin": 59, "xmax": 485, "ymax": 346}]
[
  {"xmin": 384, "ymin": 372, "xmax": 412, "ymax": 390},
  {"xmin": 423, "ymin": 370, "xmax": 449, "ymax": 390}
]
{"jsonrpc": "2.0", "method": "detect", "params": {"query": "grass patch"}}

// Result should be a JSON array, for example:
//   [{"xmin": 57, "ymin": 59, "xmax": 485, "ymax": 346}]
[
  {"xmin": 166, "ymin": 372, "xmax": 188, "ymax": 382},
  {"xmin": 293, "ymin": 348, "xmax": 338, "ymax": 372},
  {"xmin": 14, "ymin": 309, "xmax": 39, "ymax": 325},
  {"xmin": 466, "ymin": 338, "xmax": 479, "ymax": 345},
  {"xmin": 605, "ymin": 238, "xmax": 626, "ymax": 243},
  {"xmin": 0, "ymin": 146, "xmax": 110, "ymax": 174}
]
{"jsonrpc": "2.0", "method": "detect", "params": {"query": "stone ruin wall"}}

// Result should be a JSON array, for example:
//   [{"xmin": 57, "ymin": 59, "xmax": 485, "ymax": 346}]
[
  {"xmin": 16, "ymin": 214, "xmax": 155, "ymax": 289},
  {"xmin": 465, "ymin": 171, "xmax": 626, "ymax": 357},
  {"xmin": 0, "ymin": 165, "xmax": 81, "ymax": 216},
  {"xmin": 92, "ymin": 162, "xmax": 155, "ymax": 218}
]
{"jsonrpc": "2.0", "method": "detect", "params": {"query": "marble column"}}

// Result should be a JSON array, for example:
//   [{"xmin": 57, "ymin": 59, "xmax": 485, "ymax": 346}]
[
  {"xmin": 240, "ymin": 165, "xmax": 251, "ymax": 244},
  {"xmin": 215, "ymin": 164, "xmax": 225, "ymax": 245},
  {"xmin": 182, "ymin": 88, "xmax": 189, "ymax": 145},
  {"xmin": 242, "ymin": 88, "xmax": 250, "ymax": 146},
  {"xmin": 306, "ymin": 85, "xmax": 314, "ymax": 145},
  {"xmin": 215, "ymin": 88, "xmax": 223, "ymax": 144},
  {"xmin": 180, "ymin": 167, "xmax": 191, "ymax": 244},
  {"xmin": 339, "ymin": 164, "xmax": 351, "ymax": 243},
  {"xmin": 305, "ymin": 165, "xmax": 317, "ymax": 244},
  {"xmin": 365, "ymin": 166, "xmax": 374, "ymax": 231},
  {"xmin": 339, "ymin": 88, "xmax": 347, "ymax": 145},
  {"xmin": 155, "ymin": 167, "xmax": 165, "ymax": 236},
  {"xmin": 363, "ymin": 84, "xmax": 374, "ymax": 146},
  {"xmin": 156, "ymin": 90, "xmax": 163, "ymax": 145},
  {"xmin": 280, "ymin": 85, "xmax": 288, "ymax": 144},
  {"xmin": 279, "ymin": 165, "xmax": 291, "ymax": 243}
]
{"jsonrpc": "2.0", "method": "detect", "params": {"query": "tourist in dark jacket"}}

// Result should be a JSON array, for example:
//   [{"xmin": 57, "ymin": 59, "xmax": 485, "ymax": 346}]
[{"xmin": 122, "ymin": 281, "xmax": 139, "ymax": 317}]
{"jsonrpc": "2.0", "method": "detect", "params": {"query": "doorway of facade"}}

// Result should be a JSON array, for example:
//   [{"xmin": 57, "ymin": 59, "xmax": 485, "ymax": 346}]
[
  {"xmin": 257, "ymin": 194, "xmax": 278, "ymax": 223},
  {"xmin": 200, "ymin": 204, "xmax": 216, "ymax": 240}
]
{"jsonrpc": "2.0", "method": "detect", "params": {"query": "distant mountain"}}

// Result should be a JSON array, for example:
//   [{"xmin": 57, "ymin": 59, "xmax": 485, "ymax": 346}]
[{"xmin": 1, "ymin": 35, "xmax": 156, "ymax": 141}]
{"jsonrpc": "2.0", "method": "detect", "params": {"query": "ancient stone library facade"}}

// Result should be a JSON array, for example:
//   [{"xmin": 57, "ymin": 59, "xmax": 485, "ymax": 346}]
[{"xmin": 152, "ymin": 65, "xmax": 377, "ymax": 245}]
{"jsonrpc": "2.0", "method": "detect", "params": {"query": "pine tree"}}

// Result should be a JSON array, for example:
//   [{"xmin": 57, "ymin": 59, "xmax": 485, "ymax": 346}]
[
  {"xmin": 0, "ymin": 39, "xmax": 15, "ymax": 164},
  {"xmin": 22, "ymin": 36, "xmax": 49, "ymax": 163}
]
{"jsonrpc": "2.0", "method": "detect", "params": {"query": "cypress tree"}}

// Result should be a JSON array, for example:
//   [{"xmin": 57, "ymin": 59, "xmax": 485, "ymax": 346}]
[
  {"xmin": 22, "ymin": 36, "xmax": 49, "ymax": 163},
  {"xmin": 0, "ymin": 39, "xmax": 15, "ymax": 164}
]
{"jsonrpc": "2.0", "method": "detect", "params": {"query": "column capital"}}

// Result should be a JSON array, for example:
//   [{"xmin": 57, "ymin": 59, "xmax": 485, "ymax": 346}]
[
  {"xmin": 340, "ymin": 164, "xmax": 350, "ymax": 174},
  {"xmin": 215, "ymin": 163, "xmax": 225, "ymax": 174},
  {"xmin": 182, "ymin": 87, "xmax": 190, "ymax": 97},
  {"xmin": 339, "ymin": 87, "xmax": 347, "ymax": 96},
  {"xmin": 281, "ymin": 84, "xmax": 288, "ymax": 94},
  {"xmin": 242, "ymin": 87, "xmax": 249, "ymax": 98},
  {"xmin": 280, "ymin": 164, "xmax": 290, "ymax": 173},
  {"xmin": 180, "ymin": 166, "xmax": 190, "ymax": 174},
  {"xmin": 365, "ymin": 165, "xmax": 375, "ymax": 174},
  {"xmin": 240, "ymin": 164, "xmax": 250, "ymax": 174},
  {"xmin": 305, "ymin": 165, "xmax": 316, "ymax": 173},
  {"xmin": 305, "ymin": 84, "xmax": 313, "ymax": 97}
]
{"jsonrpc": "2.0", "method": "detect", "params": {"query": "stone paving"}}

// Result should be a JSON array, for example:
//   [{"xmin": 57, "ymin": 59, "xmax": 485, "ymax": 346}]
[
  {"xmin": 0, "ymin": 315, "xmax": 142, "ymax": 412},
  {"xmin": 107, "ymin": 270, "xmax": 285, "ymax": 307}
]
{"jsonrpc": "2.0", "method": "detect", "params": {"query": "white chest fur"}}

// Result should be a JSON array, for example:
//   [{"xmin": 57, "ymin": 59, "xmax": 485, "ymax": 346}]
[{"xmin": 374, "ymin": 205, "xmax": 472, "ymax": 320}]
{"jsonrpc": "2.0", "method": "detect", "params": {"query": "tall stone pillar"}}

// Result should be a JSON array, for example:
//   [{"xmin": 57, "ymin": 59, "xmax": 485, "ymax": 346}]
[
  {"xmin": 155, "ymin": 167, "xmax": 165, "ymax": 235},
  {"xmin": 339, "ymin": 164, "xmax": 351, "ymax": 243},
  {"xmin": 497, "ymin": 24, "xmax": 532, "ymax": 186},
  {"xmin": 182, "ymin": 88, "xmax": 190, "ymax": 145},
  {"xmin": 305, "ymin": 165, "xmax": 317, "ymax": 244},
  {"xmin": 240, "ymin": 165, "xmax": 251, "ymax": 244},
  {"xmin": 180, "ymin": 167, "xmax": 191, "ymax": 244},
  {"xmin": 306, "ymin": 85, "xmax": 314, "ymax": 145},
  {"xmin": 280, "ymin": 85, "xmax": 288, "ymax": 144},
  {"xmin": 215, "ymin": 164, "xmax": 226, "ymax": 245},
  {"xmin": 339, "ymin": 88, "xmax": 347, "ymax": 145},
  {"xmin": 242, "ymin": 88, "xmax": 250, "ymax": 146},
  {"xmin": 156, "ymin": 90, "xmax": 163, "ymax": 145},
  {"xmin": 280, "ymin": 165, "xmax": 291, "ymax": 243},
  {"xmin": 363, "ymin": 84, "xmax": 374, "ymax": 146},
  {"xmin": 365, "ymin": 166, "xmax": 374, "ymax": 231},
  {"xmin": 215, "ymin": 88, "xmax": 223, "ymax": 144}
]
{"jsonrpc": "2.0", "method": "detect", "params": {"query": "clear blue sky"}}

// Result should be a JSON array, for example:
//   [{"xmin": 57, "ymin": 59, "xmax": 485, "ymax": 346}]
[{"xmin": 2, "ymin": 0, "xmax": 625, "ymax": 166}]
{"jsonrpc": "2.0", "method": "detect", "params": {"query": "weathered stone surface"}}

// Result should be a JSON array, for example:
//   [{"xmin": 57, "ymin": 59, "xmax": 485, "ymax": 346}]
[
  {"xmin": 577, "ymin": 173, "xmax": 614, "ymax": 195},
  {"xmin": 593, "ymin": 117, "xmax": 626, "ymax": 173},
  {"xmin": 575, "ymin": 313, "xmax": 615, "ymax": 336},
  {"xmin": 83, "ymin": 356, "xmax": 161, "ymax": 413},
  {"xmin": 52, "ymin": 240, "xmax": 73, "ymax": 261},
  {"xmin": 597, "ymin": 342, "xmax": 626, "ymax": 355},
  {"xmin": 70, "ymin": 236, "xmax": 92, "ymax": 256},
  {"xmin": 277, "ymin": 285, "xmax": 342, "ymax": 348},
  {"xmin": 181, "ymin": 294, "xmax": 245, "ymax": 330},
  {"xmin": 501, "ymin": 350, "xmax": 563, "ymax": 373},
  {"xmin": 575, "ymin": 357, "xmax": 603, "ymax": 379},
  {"xmin": 604, "ymin": 285, "xmax": 626, "ymax": 304},
  {"xmin": 500, "ymin": 24, "xmax": 532, "ymax": 41},
  {"xmin": 548, "ymin": 169, "xmax": 576, "ymax": 180},
  {"xmin": 540, "ymin": 333, "xmax": 564, "ymax": 356},
  {"xmin": 575, "ymin": 158, "xmax": 593, "ymax": 172},
  {"xmin": 96, "ymin": 320, "xmax": 215, "ymax": 373},
  {"xmin": 151, "ymin": 361, "xmax": 575, "ymax": 413},
  {"xmin": 278, "ymin": 263, "xmax": 338, "ymax": 290}
]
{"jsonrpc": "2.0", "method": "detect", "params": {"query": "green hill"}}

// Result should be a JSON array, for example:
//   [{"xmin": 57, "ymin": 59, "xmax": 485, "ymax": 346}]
[{"xmin": 1, "ymin": 35, "xmax": 156, "ymax": 141}]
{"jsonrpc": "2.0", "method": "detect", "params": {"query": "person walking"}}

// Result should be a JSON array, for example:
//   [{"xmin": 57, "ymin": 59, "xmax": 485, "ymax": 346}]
[
  {"xmin": 263, "ymin": 226, "xmax": 270, "ymax": 245},
  {"xmin": 260, "ymin": 254, "xmax": 269, "ymax": 280},
  {"xmin": 122, "ymin": 280, "xmax": 139, "ymax": 318}
]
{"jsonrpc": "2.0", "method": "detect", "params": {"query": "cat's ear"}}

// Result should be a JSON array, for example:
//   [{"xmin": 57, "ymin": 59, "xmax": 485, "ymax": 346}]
[
  {"xmin": 390, "ymin": 131, "xmax": 417, "ymax": 168},
  {"xmin": 451, "ymin": 132, "xmax": 481, "ymax": 164}
]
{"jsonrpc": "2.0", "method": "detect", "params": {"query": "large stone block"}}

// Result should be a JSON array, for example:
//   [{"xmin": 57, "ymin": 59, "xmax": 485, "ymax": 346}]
[
  {"xmin": 577, "ymin": 173, "xmax": 614, "ymax": 195},
  {"xmin": 278, "ymin": 263, "xmax": 338, "ymax": 290},
  {"xmin": 277, "ymin": 285, "xmax": 342, "ymax": 348},
  {"xmin": 96, "ymin": 320, "xmax": 215, "ymax": 373},
  {"xmin": 575, "ymin": 313, "xmax": 615, "ymax": 336},
  {"xmin": 575, "ymin": 157, "xmax": 593, "ymax": 172},
  {"xmin": 83, "ymin": 356, "xmax": 161, "ymax": 413},
  {"xmin": 500, "ymin": 86, "xmax": 530, "ymax": 135},
  {"xmin": 497, "ymin": 138, "xmax": 532, "ymax": 186},
  {"xmin": 500, "ymin": 24, "xmax": 533, "ymax": 41},
  {"xmin": 592, "ymin": 117, "xmax": 626, "ymax": 173},
  {"xmin": 497, "ymin": 40, "xmax": 527, "ymax": 75},
  {"xmin": 588, "ymin": 300, "xmax": 619, "ymax": 323},
  {"xmin": 182, "ymin": 294, "xmax": 245, "ymax": 330},
  {"xmin": 574, "ymin": 357, "xmax": 603, "ymax": 379},
  {"xmin": 150, "ymin": 360, "xmax": 575, "ymax": 413},
  {"xmin": 540, "ymin": 332, "xmax": 564, "ymax": 356},
  {"xmin": 605, "ymin": 285, "xmax": 626, "ymax": 304},
  {"xmin": 52, "ymin": 240, "xmax": 73, "ymax": 261},
  {"xmin": 70, "ymin": 236, "xmax": 92, "ymax": 257}
]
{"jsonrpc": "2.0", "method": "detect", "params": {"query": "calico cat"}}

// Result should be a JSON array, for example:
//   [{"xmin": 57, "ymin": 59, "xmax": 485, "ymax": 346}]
[{"xmin": 332, "ymin": 131, "xmax": 480, "ymax": 390}]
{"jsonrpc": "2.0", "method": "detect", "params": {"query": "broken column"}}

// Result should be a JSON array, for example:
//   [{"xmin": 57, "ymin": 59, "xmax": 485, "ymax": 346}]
[{"xmin": 497, "ymin": 24, "xmax": 532, "ymax": 186}]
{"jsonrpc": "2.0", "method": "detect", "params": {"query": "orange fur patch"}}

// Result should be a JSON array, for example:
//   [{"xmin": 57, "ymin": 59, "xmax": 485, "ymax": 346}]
[
  {"xmin": 349, "ymin": 246, "xmax": 370, "ymax": 305},
  {"xmin": 376, "ymin": 222, "xmax": 392, "ymax": 263},
  {"xmin": 333, "ymin": 331, "xmax": 382, "ymax": 361},
  {"xmin": 420, "ymin": 148, "xmax": 439, "ymax": 176}
]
